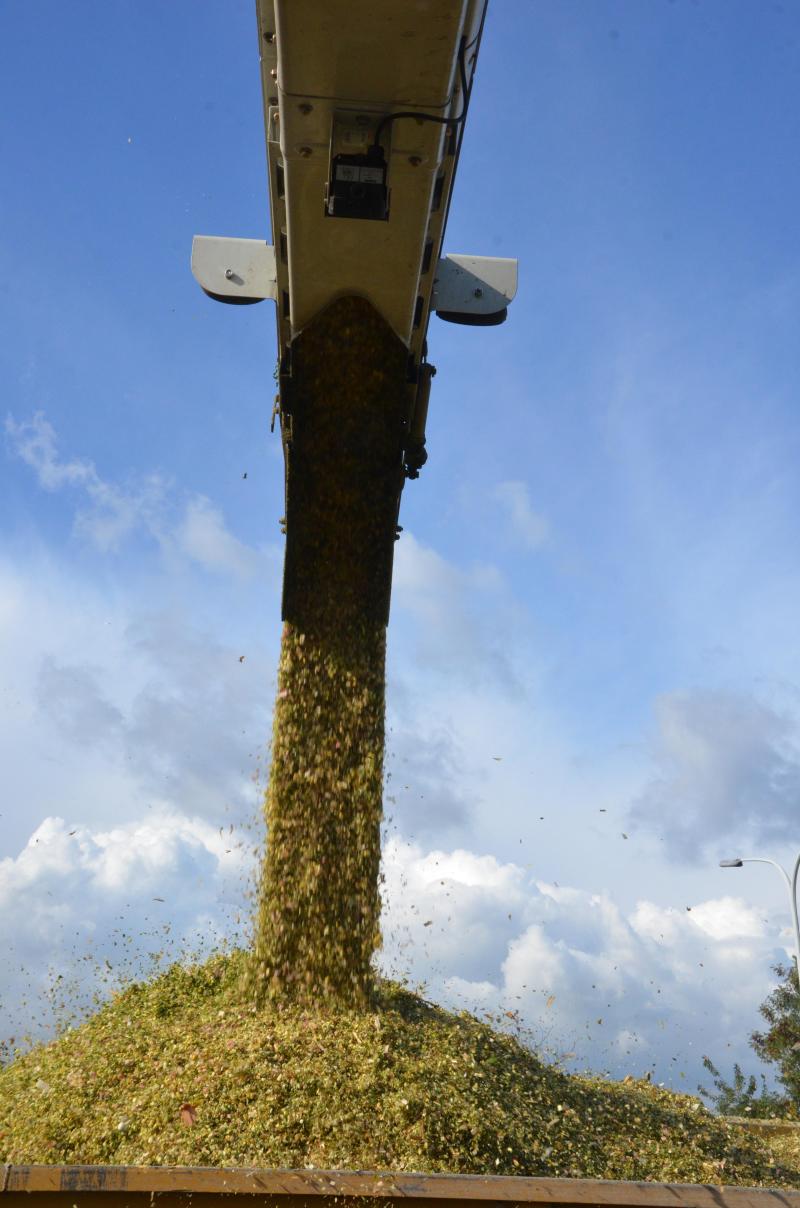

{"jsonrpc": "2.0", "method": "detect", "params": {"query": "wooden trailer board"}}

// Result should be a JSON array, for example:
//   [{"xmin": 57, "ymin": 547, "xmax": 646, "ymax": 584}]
[{"xmin": 3, "ymin": 1168, "xmax": 800, "ymax": 1208}]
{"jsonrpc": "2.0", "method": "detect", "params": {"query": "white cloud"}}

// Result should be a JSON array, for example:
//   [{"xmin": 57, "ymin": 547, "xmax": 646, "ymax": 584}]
[
  {"xmin": 178, "ymin": 496, "xmax": 265, "ymax": 580},
  {"xmin": 384, "ymin": 723, "xmax": 476, "ymax": 838},
  {"xmin": 629, "ymin": 690, "xmax": 800, "ymax": 858},
  {"xmin": 6, "ymin": 411, "xmax": 99, "ymax": 493},
  {"xmin": 380, "ymin": 837, "xmax": 790, "ymax": 1089},
  {"xmin": 0, "ymin": 816, "xmax": 791, "ymax": 1095},
  {"xmin": 37, "ymin": 657, "xmax": 125, "ymax": 747},
  {"xmin": 491, "ymin": 481, "xmax": 549, "ymax": 550},
  {"xmin": 5, "ymin": 411, "xmax": 275, "ymax": 577},
  {"xmin": 689, "ymin": 897, "xmax": 767, "ymax": 942},
  {"xmin": 0, "ymin": 813, "xmax": 254, "ymax": 1049},
  {"xmin": 0, "ymin": 555, "xmax": 273, "ymax": 859},
  {"xmin": 6, "ymin": 411, "xmax": 168, "ymax": 552},
  {"xmin": 391, "ymin": 530, "xmax": 527, "ymax": 697}
]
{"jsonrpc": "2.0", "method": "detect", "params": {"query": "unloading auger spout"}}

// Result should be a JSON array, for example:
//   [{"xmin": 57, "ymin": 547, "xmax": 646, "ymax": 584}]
[{"xmin": 191, "ymin": 0, "xmax": 517, "ymax": 625}]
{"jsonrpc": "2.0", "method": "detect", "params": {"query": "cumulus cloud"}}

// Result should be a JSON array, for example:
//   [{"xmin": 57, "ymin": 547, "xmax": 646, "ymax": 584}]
[
  {"xmin": 0, "ymin": 555, "xmax": 274, "ymax": 860},
  {"xmin": 0, "ymin": 813, "xmax": 254, "ymax": 1050},
  {"xmin": 380, "ymin": 838, "xmax": 789, "ymax": 1090},
  {"xmin": 384, "ymin": 721, "xmax": 479, "ymax": 839},
  {"xmin": 120, "ymin": 614, "xmax": 272, "ymax": 814},
  {"xmin": 37, "ymin": 657, "xmax": 125, "ymax": 747},
  {"xmin": 491, "ymin": 481, "xmax": 549, "ymax": 550},
  {"xmin": 391, "ymin": 531, "xmax": 526, "ymax": 696},
  {"xmin": 1, "ymin": 818, "xmax": 790, "ymax": 1094},
  {"xmin": 5, "ymin": 411, "xmax": 273, "ymax": 578},
  {"xmin": 33, "ymin": 617, "xmax": 271, "ymax": 824},
  {"xmin": 6, "ymin": 411, "xmax": 168, "ymax": 552},
  {"xmin": 629, "ymin": 689, "xmax": 800, "ymax": 859},
  {"xmin": 178, "ymin": 496, "xmax": 265, "ymax": 580}
]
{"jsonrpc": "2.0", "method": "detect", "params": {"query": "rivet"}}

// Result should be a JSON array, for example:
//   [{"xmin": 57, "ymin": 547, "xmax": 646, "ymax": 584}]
[
  {"xmin": 298, "ymin": 103, "xmax": 313, "ymax": 115},
  {"xmin": 473, "ymin": 287, "xmax": 483, "ymax": 298},
  {"xmin": 408, "ymin": 156, "xmax": 422, "ymax": 167},
  {"xmin": 298, "ymin": 146, "xmax": 313, "ymax": 158}
]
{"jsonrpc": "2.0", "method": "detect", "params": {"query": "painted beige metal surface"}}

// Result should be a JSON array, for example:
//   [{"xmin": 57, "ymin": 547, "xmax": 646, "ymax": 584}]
[
  {"xmin": 274, "ymin": 0, "xmax": 469, "ymax": 109},
  {"xmin": 433, "ymin": 255, "xmax": 518, "ymax": 316},
  {"xmin": 190, "ymin": 241, "xmax": 516, "ymax": 318},
  {"xmin": 191, "ymin": 237, "xmax": 277, "ymax": 301},
  {"xmin": 4, "ymin": 1167, "xmax": 800, "ymax": 1208},
  {"xmin": 256, "ymin": 0, "xmax": 487, "ymax": 355}
]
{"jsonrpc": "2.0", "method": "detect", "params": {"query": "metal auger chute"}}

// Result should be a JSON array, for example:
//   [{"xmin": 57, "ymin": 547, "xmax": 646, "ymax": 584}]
[{"xmin": 191, "ymin": 0, "xmax": 517, "ymax": 622}]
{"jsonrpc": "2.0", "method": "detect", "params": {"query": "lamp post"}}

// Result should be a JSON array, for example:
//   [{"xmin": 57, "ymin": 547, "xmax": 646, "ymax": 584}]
[{"xmin": 719, "ymin": 853, "xmax": 800, "ymax": 978}]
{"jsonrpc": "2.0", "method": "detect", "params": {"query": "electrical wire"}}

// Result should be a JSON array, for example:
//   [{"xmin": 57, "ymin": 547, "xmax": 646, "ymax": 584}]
[
  {"xmin": 370, "ymin": 37, "xmax": 470, "ymax": 153},
  {"xmin": 439, "ymin": 0, "xmax": 489, "ymax": 244}
]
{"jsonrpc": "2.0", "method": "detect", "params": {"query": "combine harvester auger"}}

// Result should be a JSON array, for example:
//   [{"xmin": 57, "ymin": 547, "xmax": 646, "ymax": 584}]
[{"xmin": 191, "ymin": 0, "xmax": 517, "ymax": 626}]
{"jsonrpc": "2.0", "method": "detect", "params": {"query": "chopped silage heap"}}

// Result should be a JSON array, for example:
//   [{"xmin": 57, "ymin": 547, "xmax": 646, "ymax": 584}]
[{"xmin": 1, "ymin": 950, "xmax": 799, "ymax": 1183}]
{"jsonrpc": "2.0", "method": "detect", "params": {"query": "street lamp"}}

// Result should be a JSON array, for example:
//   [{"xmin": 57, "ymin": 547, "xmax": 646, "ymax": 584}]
[{"xmin": 719, "ymin": 853, "xmax": 800, "ymax": 977}]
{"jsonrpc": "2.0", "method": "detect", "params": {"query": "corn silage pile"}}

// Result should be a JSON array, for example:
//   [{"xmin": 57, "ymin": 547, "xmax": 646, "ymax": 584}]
[{"xmin": 3, "ymin": 948, "xmax": 800, "ymax": 1185}]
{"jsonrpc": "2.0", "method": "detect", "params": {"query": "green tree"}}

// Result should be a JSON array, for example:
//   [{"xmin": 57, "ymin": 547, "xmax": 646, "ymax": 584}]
[
  {"xmin": 698, "ymin": 1055, "xmax": 789, "ymax": 1118},
  {"xmin": 699, "ymin": 963, "xmax": 800, "ymax": 1117},
  {"xmin": 751, "ymin": 962, "xmax": 800, "ymax": 1108}
]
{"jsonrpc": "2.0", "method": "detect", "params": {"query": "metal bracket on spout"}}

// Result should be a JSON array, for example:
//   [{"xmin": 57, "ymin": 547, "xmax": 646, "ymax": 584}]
[
  {"xmin": 191, "ymin": 239, "xmax": 517, "ymax": 328},
  {"xmin": 191, "ymin": 236, "xmax": 277, "ymax": 304},
  {"xmin": 433, "ymin": 254, "xmax": 518, "ymax": 325}
]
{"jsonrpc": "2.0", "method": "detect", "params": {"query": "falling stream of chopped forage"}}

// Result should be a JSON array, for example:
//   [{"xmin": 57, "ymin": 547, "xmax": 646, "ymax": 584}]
[{"xmin": 251, "ymin": 296, "xmax": 409, "ymax": 1004}]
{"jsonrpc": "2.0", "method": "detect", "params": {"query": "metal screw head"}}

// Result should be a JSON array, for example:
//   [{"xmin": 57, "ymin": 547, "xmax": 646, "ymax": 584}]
[
  {"xmin": 408, "ymin": 156, "xmax": 422, "ymax": 167},
  {"xmin": 225, "ymin": 269, "xmax": 234, "ymax": 280},
  {"xmin": 263, "ymin": 30, "xmax": 275, "ymax": 43},
  {"xmin": 473, "ymin": 287, "xmax": 483, "ymax": 298},
  {"xmin": 298, "ymin": 102, "xmax": 313, "ymax": 114},
  {"xmin": 298, "ymin": 145, "xmax": 313, "ymax": 158}
]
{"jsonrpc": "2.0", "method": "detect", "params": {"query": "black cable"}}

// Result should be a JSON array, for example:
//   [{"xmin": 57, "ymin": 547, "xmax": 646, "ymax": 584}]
[
  {"xmin": 370, "ymin": 36, "xmax": 469, "ymax": 153},
  {"xmin": 439, "ymin": 0, "xmax": 488, "ymax": 244}
]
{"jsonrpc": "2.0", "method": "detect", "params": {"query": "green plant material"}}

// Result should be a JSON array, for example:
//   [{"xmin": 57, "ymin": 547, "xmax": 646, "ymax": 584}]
[
  {"xmin": 752, "ymin": 964, "xmax": 800, "ymax": 1107},
  {"xmin": 251, "ymin": 296, "xmax": 409, "ymax": 1005},
  {"xmin": 698, "ymin": 1056, "xmax": 792, "ymax": 1119},
  {"xmin": 1, "ymin": 950, "xmax": 799, "ymax": 1186},
  {"xmin": 279, "ymin": 294, "xmax": 408, "ymax": 632},
  {"xmin": 754, "ymin": 1125, "xmax": 800, "ymax": 1171},
  {"xmin": 251, "ymin": 622, "xmax": 385, "ymax": 1004}
]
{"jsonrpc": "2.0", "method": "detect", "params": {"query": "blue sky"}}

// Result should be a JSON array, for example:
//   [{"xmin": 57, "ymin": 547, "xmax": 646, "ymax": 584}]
[{"xmin": 3, "ymin": 0, "xmax": 800, "ymax": 1094}]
